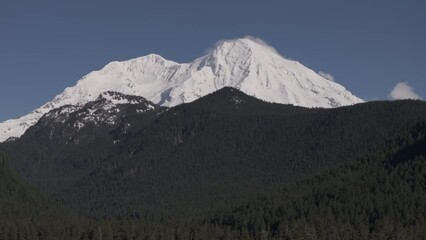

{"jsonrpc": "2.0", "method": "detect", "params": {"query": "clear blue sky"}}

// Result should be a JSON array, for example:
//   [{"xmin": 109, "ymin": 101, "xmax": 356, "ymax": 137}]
[{"xmin": 1, "ymin": 0, "xmax": 425, "ymax": 121}]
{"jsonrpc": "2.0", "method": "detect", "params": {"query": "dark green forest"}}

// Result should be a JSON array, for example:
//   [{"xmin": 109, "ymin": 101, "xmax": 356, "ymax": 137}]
[{"xmin": 0, "ymin": 88, "xmax": 425, "ymax": 239}]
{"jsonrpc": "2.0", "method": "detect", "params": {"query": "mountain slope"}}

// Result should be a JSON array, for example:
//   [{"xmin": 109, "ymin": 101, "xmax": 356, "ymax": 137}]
[
  {"xmin": 0, "ymin": 37, "xmax": 363, "ymax": 142},
  {"xmin": 55, "ymin": 91, "xmax": 419, "ymax": 219},
  {"xmin": 1, "ymin": 92, "xmax": 164, "ymax": 194},
  {"xmin": 1, "ymin": 120, "xmax": 426, "ymax": 239},
  {"xmin": 2, "ymin": 88, "xmax": 422, "ymax": 220}
]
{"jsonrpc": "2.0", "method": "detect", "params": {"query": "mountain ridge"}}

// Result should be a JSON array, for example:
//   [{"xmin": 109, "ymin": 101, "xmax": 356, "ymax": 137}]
[{"xmin": 0, "ymin": 37, "xmax": 363, "ymax": 142}]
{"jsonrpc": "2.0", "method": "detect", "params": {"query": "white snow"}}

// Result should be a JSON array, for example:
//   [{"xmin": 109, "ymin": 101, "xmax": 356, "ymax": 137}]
[{"xmin": 0, "ymin": 37, "xmax": 363, "ymax": 142}]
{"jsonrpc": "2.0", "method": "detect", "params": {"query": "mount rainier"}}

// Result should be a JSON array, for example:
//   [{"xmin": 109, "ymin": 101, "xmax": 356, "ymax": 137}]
[{"xmin": 0, "ymin": 37, "xmax": 363, "ymax": 142}]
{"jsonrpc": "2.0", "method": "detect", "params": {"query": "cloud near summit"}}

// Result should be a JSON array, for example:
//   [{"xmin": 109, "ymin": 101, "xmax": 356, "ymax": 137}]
[
  {"xmin": 206, "ymin": 36, "xmax": 285, "ymax": 58},
  {"xmin": 389, "ymin": 82, "xmax": 421, "ymax": 100},
  {"xmin": 318, "ymin": 71, "xmax": 335, "ymax": 82}
]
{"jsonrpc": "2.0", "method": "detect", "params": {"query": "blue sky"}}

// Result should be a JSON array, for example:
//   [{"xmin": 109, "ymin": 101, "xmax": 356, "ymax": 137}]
[{"xmin": 1, "ymin": 0, "xmax": 425, "ymax": 121}]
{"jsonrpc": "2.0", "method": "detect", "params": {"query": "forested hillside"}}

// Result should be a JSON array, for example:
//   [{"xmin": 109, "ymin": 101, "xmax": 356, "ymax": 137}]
[
  {"xmin": 0, "ymin": 155, "xmax": 86, "ymax": 240},
  {"xmin": 57, "ymin": 89, "xmax": 426, "ymax": 219},
  {"xmin": 1, "ymin": 88, "xmax": 425, "ymax": 239},
  {"xmin": 204, "ymin": 121, "xmax": 426, "ymax": 239},
  {"xmin": 1, "ymin": 119, "xmax": 424, "ymax": 239},
  {"xmin": 2, "ymin": 88, "xmax": 426, "ymax": 220}
]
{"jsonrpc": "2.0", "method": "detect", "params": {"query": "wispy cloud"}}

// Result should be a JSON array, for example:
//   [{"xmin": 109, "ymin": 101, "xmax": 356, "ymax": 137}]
[
  {"xmin": 389, "ymin": 82, "xmax": 421, "ymax": 100},
  {"xmin": 318, "ymin": 71, "xmax": 335, "ymax": 82},
  {"xmin": 206, "ymin": 36, "xmax": 285, "ymax": 58}
]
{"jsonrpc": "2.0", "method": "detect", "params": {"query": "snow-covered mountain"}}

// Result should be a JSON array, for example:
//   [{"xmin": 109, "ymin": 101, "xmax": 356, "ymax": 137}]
[{"xmin": 0, "ymin": 37, "xmax": 363, "ymax": 142}]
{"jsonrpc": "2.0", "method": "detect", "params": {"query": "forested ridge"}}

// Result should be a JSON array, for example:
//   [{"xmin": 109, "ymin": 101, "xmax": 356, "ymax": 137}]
[
  {"xmin": 0, "ymin": 88, "xmax": 425, "ymax": 239},
  {"xmin": 1, "ymin": 119, "xmax": 425, "ymax": 239}
]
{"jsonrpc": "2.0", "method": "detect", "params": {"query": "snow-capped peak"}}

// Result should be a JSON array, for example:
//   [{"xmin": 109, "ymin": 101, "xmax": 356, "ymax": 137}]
[{"xmin": 0, "ymin": 37, "xmax": 363, "ymax": 142}]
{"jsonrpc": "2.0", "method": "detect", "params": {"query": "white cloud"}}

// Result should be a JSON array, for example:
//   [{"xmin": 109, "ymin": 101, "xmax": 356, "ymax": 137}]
[
  {"xmin": 318, "ymin": 71, "xmax": 335, "ymax": 82},
  {"xmin": 389, "ymin": 82, "xmax": 421, "ymax": 100},
  {"xmin": 242, "ymin": 36, "xmax": 282, "ymax": 56}
]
